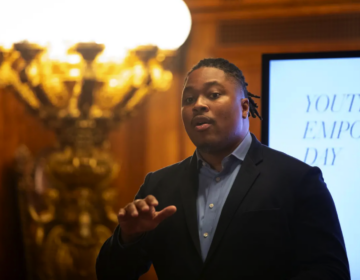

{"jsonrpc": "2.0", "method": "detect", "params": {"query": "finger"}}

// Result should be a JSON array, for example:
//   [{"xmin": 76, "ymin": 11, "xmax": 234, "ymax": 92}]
[
  {"xmin": 149, "ymin": 205, "xmax": 156, "ymax": 216},
  {"xmin": 118, "ymin": 208, "xmax": 131, "ymax": 222},
  {"xmin": 118, "ymin": 208, "xmax": 126, "ymax": 217},
  {"xmin": 134, "ymin": 200, "xmax": 150, "ymax": 212},
  {"xmin": 154, "ymin": 206, "xmax": 177, "ymax": 224},
  {"xmin": 144, "ymin": 195, "xmax": 159, "ymax": 206},
  {"xmin": 117, "ymin": 208, "xmax": 126, "ymax": 222},
  {"xmin": 125, "ymin": 203, "xmax": 139, "ymax": 217}
]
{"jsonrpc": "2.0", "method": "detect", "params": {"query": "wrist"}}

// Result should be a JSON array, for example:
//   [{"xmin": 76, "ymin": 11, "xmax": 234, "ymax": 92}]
[{"xmin": 119, "ymin": 230, "xmax": 143, "ymax": 244}]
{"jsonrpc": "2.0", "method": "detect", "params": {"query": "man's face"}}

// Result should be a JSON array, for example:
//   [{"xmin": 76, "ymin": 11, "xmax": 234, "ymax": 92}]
[{"xmin": 181, "ymin": 67, "xmax": 249, "ymax": 153}]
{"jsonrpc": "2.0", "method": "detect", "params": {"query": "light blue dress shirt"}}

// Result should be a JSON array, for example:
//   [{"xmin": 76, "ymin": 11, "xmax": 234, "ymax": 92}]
[{"xmin": 196, "ymin": 132, "xmax": 252, "ymax": 261}]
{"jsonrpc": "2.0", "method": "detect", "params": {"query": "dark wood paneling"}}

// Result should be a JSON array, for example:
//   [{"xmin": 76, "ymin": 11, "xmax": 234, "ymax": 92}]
[
  {"xmin": 186, "ymin": 0, "xmax": 360, "ymax": 21},
  {"xmin": 218, "ymin": 14, "xmax": 360, "ymax": 45},
  {"xmin": 0, "ymin": 89, "xmax": 56, "ymax": 279},
  {"xmin": 2, "ymin": 1, "xmax": 360, "ymax": 280}
]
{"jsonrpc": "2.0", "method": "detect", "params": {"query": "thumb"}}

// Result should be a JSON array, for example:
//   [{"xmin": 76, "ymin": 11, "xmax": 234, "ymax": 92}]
[{"xmin": 154, "ymin": 206, "xmax": 177, "ymax": 224}]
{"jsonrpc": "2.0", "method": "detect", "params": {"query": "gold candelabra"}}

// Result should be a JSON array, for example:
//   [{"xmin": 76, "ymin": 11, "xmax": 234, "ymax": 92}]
[{"xmin": 0, "ymin": 1, "xmax": 191, "ymax": 279}]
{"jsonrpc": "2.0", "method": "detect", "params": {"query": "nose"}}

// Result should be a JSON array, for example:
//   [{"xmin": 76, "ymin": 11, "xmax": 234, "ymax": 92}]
[{"xmin": 192, "ymin": 96, "xmax": 209, "ymax": 113}]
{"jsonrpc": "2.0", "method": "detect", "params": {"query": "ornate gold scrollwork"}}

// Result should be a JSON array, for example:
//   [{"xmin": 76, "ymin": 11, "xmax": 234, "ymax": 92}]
[{"xmin": 7, "ymin": 43, "xmax": 171, "ymax": 279}]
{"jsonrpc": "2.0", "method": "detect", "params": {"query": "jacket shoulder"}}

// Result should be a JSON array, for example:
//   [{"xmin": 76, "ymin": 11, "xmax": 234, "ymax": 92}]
[
  {"xmin": 136, "ymin": 156, "xmax": 192, "ymax": 197},
  {"xmin": 150, "ymin": 156, "xmax": 191, "ymax": 178},
  {"xmin": 260, "ymin": 144, "xmax": 315, "ymax": 178}
]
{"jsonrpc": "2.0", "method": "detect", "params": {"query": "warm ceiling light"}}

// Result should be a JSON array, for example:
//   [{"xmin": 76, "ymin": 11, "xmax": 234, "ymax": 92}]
[
  {"xmin": 0, "ymin": 0, "xmax": 192, "ymax": 119},
  {"xmin": 0, "ymin": 0, "xmax": 192, "ymax": 60}
]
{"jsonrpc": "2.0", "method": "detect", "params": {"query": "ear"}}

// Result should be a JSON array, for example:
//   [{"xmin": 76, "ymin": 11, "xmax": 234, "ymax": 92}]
[{"xmin": 241, "ymin": 98, "xmax": 249, "ymax": 118}]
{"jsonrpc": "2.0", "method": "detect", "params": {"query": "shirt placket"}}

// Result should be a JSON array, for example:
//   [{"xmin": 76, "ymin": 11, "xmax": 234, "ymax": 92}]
[{"xmin": 201, "ymin": 170, "xmax": 224, "ymax": 245}]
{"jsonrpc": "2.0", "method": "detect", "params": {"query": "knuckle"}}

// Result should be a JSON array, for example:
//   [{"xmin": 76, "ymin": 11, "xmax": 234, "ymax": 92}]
[
  {"xmin": 135, "ymin": 201, "xmax": 145, "ymax": 207},
  {"xmin": 126, "ymin": 203, "xmax": 136, "ymax": 211}
]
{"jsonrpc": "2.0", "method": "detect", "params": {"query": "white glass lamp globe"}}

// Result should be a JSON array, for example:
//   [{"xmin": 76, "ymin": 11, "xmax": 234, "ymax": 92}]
[{"xmin": 0, "ymin": 0, "xmax": 192, "ymax": 58}]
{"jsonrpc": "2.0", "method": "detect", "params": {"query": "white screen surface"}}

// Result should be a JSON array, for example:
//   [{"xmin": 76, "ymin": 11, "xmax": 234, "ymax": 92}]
[{"xmin": 268, "ymin": 57, "xmax": 360, "ymax": 279}]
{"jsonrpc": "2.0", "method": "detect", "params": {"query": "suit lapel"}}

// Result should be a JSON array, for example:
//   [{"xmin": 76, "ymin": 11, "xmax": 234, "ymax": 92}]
[
  {"xmin": 204, "ymin": 134, "xmax": 263, "ymax": 266},
  {"xmin": 180, "ymin": 153, "xmax": 202, "ymax": 259}
]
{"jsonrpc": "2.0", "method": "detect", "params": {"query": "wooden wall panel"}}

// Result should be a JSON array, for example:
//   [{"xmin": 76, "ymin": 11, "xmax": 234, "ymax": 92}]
[
  {"xmin": 218, "ymin": 14, "xmax": 360, "ymax": 44},
  {"xmin": 186, "ymin": 0, "xmax": 360, "ymax": 21},
  {"xmin": 144, "ymin": 76, "xmax": 184, "ymax": 172},
  {"xmin": 1, "ymin": 1, "xmax": 360, "ymax": 280},
  {"xmin": 0, "ymin": 89, "xmax": 56, "ymax": 279}
]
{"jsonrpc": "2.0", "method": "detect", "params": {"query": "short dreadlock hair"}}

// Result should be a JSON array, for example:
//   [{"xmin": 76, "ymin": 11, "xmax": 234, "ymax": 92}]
[{"xmin": 186, "ymin": 58, "xmax": 262, "ymax": 120}]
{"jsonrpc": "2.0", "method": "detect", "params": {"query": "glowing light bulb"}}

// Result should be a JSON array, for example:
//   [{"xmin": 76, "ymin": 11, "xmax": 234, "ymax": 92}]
[{"xmin": 0, "ymin": 0, "xmax": 192, "ymax": 59}]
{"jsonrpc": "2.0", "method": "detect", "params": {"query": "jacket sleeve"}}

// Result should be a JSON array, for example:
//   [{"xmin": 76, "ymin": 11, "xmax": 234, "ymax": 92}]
[
  {"xmin": 96, "ymin": 173, "xmax": 153, "ymax": 280},
  {"xmin": 290, "ymin": 167, "xmax": 350, "ymax": 280}
]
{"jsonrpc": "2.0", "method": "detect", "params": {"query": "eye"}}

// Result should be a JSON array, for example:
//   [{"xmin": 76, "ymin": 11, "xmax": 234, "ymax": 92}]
[
  {"xmin": 209, "ymin": 93, "xmax": 221, "ymax": 99},
  {"xmin": 183, "ymin": 97, "xmax": 194, "ymax": 104}
]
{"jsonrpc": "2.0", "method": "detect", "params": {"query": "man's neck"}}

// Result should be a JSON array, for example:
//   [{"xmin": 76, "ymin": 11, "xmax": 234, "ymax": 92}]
[
  {"xmin": 198, "ymin": 151, "xmax": 228, "ymax": 172},
  {"xmin": 198, "ymin": 134, "xmax": 248, "ymax": 172}
]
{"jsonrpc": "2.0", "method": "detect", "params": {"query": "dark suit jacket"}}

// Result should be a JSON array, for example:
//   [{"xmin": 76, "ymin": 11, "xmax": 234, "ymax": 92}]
[{"xmin": 96, "ymin": 134, "xmax": 349, "ymax": 280}]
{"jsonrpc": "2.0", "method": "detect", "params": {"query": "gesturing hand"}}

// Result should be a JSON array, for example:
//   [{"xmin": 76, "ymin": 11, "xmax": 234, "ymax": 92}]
[{"xmin": 117, "ymin": 195, "xmax": 177, "ymax": 243}]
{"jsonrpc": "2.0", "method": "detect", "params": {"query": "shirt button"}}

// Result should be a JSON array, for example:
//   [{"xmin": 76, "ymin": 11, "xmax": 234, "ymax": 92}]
[
  {"xmin": 215, "ymin": 177, "xmax": 221, "ymax": 182},
  {"xmin": 203, "ymin": 233, "xmax": 208, "ymax": 238},
  {"xmin": 209, "ymin": 203, "xmax": 214, "ymax": 209},
  {"xmin": 202, "ymin": 161, "xmax": 206, "ymax": 166}
]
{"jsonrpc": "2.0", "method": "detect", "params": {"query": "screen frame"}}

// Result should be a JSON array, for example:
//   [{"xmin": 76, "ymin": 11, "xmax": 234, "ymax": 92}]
[{"xmin": 261, "ymin": 50, "xmax": 360, "ymax": 145}]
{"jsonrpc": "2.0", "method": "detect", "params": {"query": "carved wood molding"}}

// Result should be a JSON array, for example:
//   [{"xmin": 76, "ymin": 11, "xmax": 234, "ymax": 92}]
[
  {"xmin": 184, "ymin": 0, "xmax": 360, "ymax": 21},
  {"xmin": 217, "ymin": 13, "xmax": 360, "ymax": 45}
]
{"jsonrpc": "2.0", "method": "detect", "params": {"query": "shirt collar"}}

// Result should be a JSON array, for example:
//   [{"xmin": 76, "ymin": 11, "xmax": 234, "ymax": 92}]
[{"xmin": 196, "ymin": 132, "xmax": 252, "ymax": 169}]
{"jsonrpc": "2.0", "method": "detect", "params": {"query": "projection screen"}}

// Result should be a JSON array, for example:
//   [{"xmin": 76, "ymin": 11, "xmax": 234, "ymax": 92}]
[{"xmin": 262, "ymin": 51, "xmax": 360, "ymax": 279}]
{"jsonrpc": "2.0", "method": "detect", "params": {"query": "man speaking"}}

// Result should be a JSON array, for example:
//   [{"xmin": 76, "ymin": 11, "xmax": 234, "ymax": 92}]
[{"xmin": 96, "ymin": 58, "xmax": 349, "ymax": 280}]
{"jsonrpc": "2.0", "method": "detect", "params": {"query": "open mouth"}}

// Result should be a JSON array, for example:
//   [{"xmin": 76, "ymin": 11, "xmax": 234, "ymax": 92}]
[
  {"xmin": 195, "ymin": 123, "xmax": 211, "ymax": 131},
  {"xmin": 192, "ymin": 116, "xmax": 213, "ymax": 131}
]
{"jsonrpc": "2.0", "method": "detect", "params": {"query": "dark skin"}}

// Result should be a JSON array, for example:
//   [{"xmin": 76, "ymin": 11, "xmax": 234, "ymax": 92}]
[
  {"xmin": 182, "ymin": 67, "xmax": 249, "ymax": 171},
  {"xmin": 118, "ymin": 67, "xmax": 250, "ymax": 242}
]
